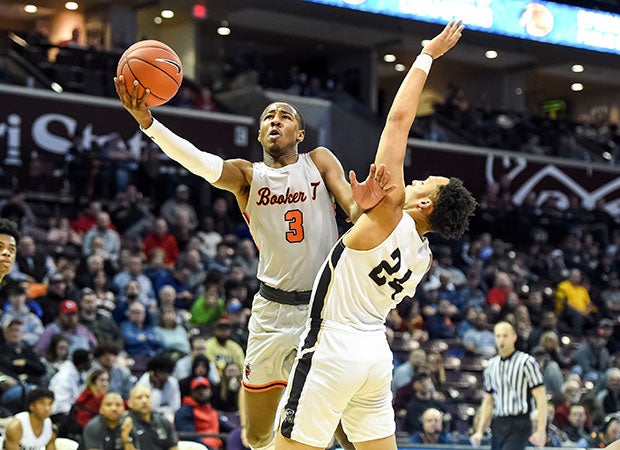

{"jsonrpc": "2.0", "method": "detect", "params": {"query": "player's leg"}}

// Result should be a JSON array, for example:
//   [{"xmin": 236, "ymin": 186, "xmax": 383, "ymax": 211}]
[
  {"xmin": 275, "ymin": 432, "xmax": 323, "ymax": 450},
  {"xmin": 333, "ymin": 422, "xmax": 355, "ymax": 450},
  {"xmin": 244, "ymin": 388, "xmax": 284, "ymax": 449},
  {"xmin": 350, "ymin": 435, "xmax": 397, "ymax": 450}
]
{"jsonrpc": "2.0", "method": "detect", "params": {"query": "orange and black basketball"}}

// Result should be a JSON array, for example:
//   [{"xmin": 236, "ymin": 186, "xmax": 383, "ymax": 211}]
[{"xmin": 116, "ymin": 40, "xmax": 183, "ymax": 107}]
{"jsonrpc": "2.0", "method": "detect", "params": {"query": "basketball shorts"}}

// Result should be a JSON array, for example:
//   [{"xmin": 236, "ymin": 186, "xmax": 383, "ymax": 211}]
[
  {"xmin": 242, "ymin": 293, "xmax": 309, "ymax": 391},
  {"xmin": 278, "ymin": 321, "xmax": 395, "ymax": 447}
]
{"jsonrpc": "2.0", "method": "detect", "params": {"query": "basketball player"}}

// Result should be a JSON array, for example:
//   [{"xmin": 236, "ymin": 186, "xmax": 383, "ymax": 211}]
[
  {"xmin": 4, "ymin": 388, "xmax": 56, "ymax": 450},
  {"xmin": 0, "ymin": 218, "xmax": 20, "ymax": 283},
  {"xmin": 275, "ymin": 21, "xmax": 474, "ymax": 450},
  {"xmin": 114, "ymin": 76, "xmax": 392, "ymax": 450}
]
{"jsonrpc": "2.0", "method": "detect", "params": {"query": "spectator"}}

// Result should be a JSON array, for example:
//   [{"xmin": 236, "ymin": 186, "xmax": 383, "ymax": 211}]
[
  {"xmin": 143, "ymin": 217, "xmax": 179, "ymax": 268},
  {"xmin": 403, "ymin": 370, "xmax": 447, "ymax": 433},
  {"xmin": 35, "ymin": 272, "xmax": 68, "ymax": 325},
  {"xmin": 391, "ymin": 348, "xmax": 427, "ymax": 395},
  {"xmin": 125, "ymin": 385, "xmax": 178, "ymax": 450},
  {"xmin": 90, "ymin": 343, "xmax": 134, "ymax": 400},
  {"xmin": 112, "ymin": 254, "xmax": 156, "ymax": 308},
  {"xmin": 211, "ymin": 362, "xmax": 242, "ymax": 413},
  {"xmin": 423, "ymin": 299, "xmax": 458, "ymax": 340},
  {"xmin": 73, "ymin": 368, "xmax": 110, "ymax": 430},
  {"xmin": 233, "ymin": 239, "xmax": 259, "ymax": 287},
  {"xmin": 572, "ymin": 324, "xmax": 611, "ymax": 382},
  {"xmin": 555, "ymin": 268, "xmax": 596, "ymax": 336},
  {"xmin": 173, "ymin": 335, "xmax": 220, "ymax": 387},
  {"xmin": 0, "ymin": 283, "xmax": 44, "ymax": 346},
  {"xmin": 0, "ymin": 319, "xmax": 46, "ymax": 414},
  {"xmin": 81, "ymin": 392, "xmax": 137, "ymax": 450},
  {"xmin": 120, "ymin": 301, "xmax": 163, "ymax": 357},
  {"xmin": 3, "ymin": 388, "xmax": 56, "ymax": 450},
  {"xmin": 82, "ymin": 212, "xmax": 121, "ymax": 262},
  {"xmin": 136, "ymin": 354, "xmax": 181, "ymax": 421},
  {"xmin": 41, "ymin": 334, "xmax": 70, "ymax": 386},
  {"xmin": 190, "ymin": 279, "xmax": 226, "ymax": 328},
  {"xmin": 602, "ymin": 272, "xmax": 620, "ymax": 321},
  {"xmin": 9, "ymin": 235, "xmax": 55, "ymax": 283},
  {"xmin": 46, "ymin": 217, "xmax": 83, "ymax": 250},
  {"xmin": 113, "ymin": 279, "xmax": 153, "ymax": 327},
  {"xmin": 463, "ymin": 311, "xmax": 497, "ymax": 359},
  {"xmin": 178, "ymin": 248, "xmax": 206, "ymax": 296},
  {"xmin": 109, "ymin": 184, "xmax": 153, "ymax": 237},
  {"xmin": 206, "ymin": 242, "xmax": 234, "ymax": 275},
  {"xmin": 529, "ymin": 408, "xmax": 562, "ymax": 447},
  {"xmin": 178, "ymin": 354, "xmax": 213, "ymax": 399},
  {"xmin": 487, "ymin": 271, "xmax": 514, "ymax": 313},
  {"xmin": 204, "ymin": 318, "xmax": 245, "ymax": 379},
  {"xmin": 35, "ymin": 299, "xmax": 98, "ymax": 357},
  {"xmin": 79, "ymin": 287, "xmax": 124, "ymax": 350},
  {"xmin": 562, "ymin": 404, "xmax": 590, "ymax": 447},
  {"xmin": 586, "ymin": 413, "xmax": 620, "ymax": 448},
  {"xmin": 154, "ymin": 308, "xmax": 191, "ymax": 355},
  {"xmin": 531, "ymin": 346, "xmax": 563, "ymax": 404},
  {"xmin": 410, "ymin": 407, "xmax": 452, "ymax": 445},
  {"xmin": 555, "ymin": 379, "xmax": 591, "ymax": 430},
  {"xmin": 174, "ymin": 376, "xmax": 227, "ymax": 450},
  {"xmin": 153, "ymin": 284, "xmax": 191, "ymax": 331},
  {"xmin": 528, "ymin": 310, "xmax": 559, "ymax": 350},
  {"xmin": 196, "ymin": 217, "xmax": 223, "ymax": 259},
  {"xmin": 49, "ymin": 348, "xmax": 91, "ymax": 423},
  {"xmin": 152, "ymin": 260, "xmax": 194, "ymax": 310},
  {"xmin": 595, "ymin": 368, "xmax": 620, "ymax": 417},
  {"xmin": 160, "ymin": 184, "xmax": 199, "ymax": 232}
]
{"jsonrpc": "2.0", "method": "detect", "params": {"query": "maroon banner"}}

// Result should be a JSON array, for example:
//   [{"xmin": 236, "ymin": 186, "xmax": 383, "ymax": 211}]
[
  {"xmin": 405, "ymin": 140, "xmax": 620, "ymax": 220},
  {"xmin": 0, "ymin": 85, "xmax": 255, "ymax": 191}
]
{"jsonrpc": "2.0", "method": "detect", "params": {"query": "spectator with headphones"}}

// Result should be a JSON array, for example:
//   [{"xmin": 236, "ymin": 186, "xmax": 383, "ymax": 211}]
[
  {"xmin": 410, "ymin": 407, "xmax": 452, "ymax": 444},
  {"xmin": 587, "ymin": 413, "xmax": 620, "ymax": 448}
]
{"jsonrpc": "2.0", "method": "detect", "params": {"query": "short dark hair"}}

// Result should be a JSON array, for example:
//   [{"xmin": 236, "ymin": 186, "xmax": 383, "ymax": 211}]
[
  {"xmin": 27, "ymin": 387, "xmax": 54, "ymax": 406},
  {"xmin": 146, "ymin": 354, "xmax": 175, "ymax": 373},
  {"xmin": 93, "ymin": 343, "xmax": 120, "ymax": 358},
  {"xmin": 428, "ymin": 177, "xmax": 476, "ymax": 239},
  {"xmin": 0, "ymin": 218, "xmax": 20, "ymax": 246}
]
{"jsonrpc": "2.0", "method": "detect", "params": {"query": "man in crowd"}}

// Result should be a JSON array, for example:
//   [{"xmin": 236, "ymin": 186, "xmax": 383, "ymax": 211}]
[
  {"xmin": 124, "ymin": 385, "xmax": 178, "ymax": 450},
  {"xmin": 82, "ymin": 392, "xmax": 136, "ymax": 450}
]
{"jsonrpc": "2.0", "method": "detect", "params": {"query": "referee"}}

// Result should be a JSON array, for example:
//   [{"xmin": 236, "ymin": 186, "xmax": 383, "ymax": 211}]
[{"xmin": 470, "ymin": 321, "xmax": 547, "ymax": 449}]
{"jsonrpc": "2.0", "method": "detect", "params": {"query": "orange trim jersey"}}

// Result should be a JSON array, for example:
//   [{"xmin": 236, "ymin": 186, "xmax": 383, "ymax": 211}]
[{"xmin": 244, "ymin": 153, "xmax": 339, "ymax": 292}]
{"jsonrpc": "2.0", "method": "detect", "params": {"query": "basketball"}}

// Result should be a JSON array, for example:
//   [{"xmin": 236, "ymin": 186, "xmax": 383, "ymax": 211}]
[{"xmin": 116, "ymin": 40, "xmax": 183, "ymax": 107}]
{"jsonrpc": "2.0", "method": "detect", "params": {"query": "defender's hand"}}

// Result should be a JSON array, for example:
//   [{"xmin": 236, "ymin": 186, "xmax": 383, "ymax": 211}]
[{"xmin": 350, "ymin": 163, "xmax": 396, "ymax": 212}]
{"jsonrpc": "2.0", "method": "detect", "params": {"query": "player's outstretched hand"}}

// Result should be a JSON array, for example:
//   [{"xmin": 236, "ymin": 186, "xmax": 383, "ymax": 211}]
[
  {"xmin": 422, "ymin": 20, "xmax": 464, "ymax": 59},
  {"xmin": 114, "ymin": 76, "xmax": 154, "ymax": 129},
  {"xmin": 350, "ymin": 163, "xmax": 396, "ymax": 211}
]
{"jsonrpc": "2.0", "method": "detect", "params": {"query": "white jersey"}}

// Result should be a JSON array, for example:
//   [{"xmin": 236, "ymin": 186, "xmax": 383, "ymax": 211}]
[
  {"xmin": 14, "ymin": 411, "xmax": 53, "ymax": 450},
  {"xmin": 309, "ymin": 212, "xmax": 431, "ymax": 331},
  {"xmin": 245, "ymin": 153, "xmax": 338, "ymax": 292}
]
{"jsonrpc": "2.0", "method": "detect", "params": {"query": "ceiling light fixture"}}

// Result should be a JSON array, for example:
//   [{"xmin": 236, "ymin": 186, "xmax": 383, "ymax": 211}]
[
  {"xmin": 485, "ymin": 50, "xmax": 498, "ymax": 59},
  {"xmin": 24, "ymin": 4, "xmax": 37, "ymax": 13},
  {"xmin": 154, "ymin": 16, "xmax": 163, "ymax": 24},
  {"xmin": 161, "ymin": 9, "xmax": 174, "ymax": 19},
  {"xmin": 217, "ymin": 21, "xmax": 231, "ymax": 36},
  {"xmin": 65, "ymin": 2, "xmax": 79, "ymax": 10},
  {"xmin": 395, "ymin": 63, "xmax": 406, "ymax": 72},
  {"xmin": 571, "ymin": 82, "xmax": 584, "ymax": 91},
  {"xmin": 383, "ymin": 54, "xmax": 396, "ymax": 63},
  {"xmin": 571, "ymin": 64, "xmax": 584, "ymax": 73}
]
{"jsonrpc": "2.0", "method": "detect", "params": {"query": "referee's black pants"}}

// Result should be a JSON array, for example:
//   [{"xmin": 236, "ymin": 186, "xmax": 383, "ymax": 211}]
[{"xmin": 491, "ymin": 414, "xmax": 532, "ymax": 450}]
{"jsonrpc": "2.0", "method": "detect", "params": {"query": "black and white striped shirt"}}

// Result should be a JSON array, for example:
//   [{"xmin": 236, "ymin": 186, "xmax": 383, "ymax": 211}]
[{"xmin": 483, "ymin": 350, "xmax": 545, "ymax": 417}]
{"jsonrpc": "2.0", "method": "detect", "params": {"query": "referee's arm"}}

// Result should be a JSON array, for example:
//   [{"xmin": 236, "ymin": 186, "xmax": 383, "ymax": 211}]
[
  {"xmin": 470, "ymin": 392, "xmax": 493, "ymax": 446},
  {"xmin": 529, "ymin": 385, "xmax": 547, "ymax": 447}
]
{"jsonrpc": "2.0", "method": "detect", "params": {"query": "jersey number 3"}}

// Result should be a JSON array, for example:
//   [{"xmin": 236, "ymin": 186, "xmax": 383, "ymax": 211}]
[
  {"xmin": 285, "ymin": 210, "xmax": 304, "ymax": 243},
  {"xmin": 369, "ymin": 248, "xmax": 412, "ymax": 300}
]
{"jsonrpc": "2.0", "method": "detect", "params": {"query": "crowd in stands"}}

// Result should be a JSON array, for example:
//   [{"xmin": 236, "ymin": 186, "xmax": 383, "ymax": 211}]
[{"xmin": 0, "ymin": 150, "xmax": 616, "ymax": 448}]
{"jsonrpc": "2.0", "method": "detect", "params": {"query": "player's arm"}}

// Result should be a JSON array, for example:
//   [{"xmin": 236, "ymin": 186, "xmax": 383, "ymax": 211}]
[
  {"xmin": 374, "ymin": 21, "xmax": 463, "ymax": 205},
  {"xmin": 310, "ymin": 148, "xmax": 393, "ymax": 222},
  {"xmin": 4, "ymin": 418, "xmax": 23, "ymax": 450},
  {"xmin": 45, "ymin": 427, "xmax": 57, "ymax": 450},
  {"xmin": 113, "ymin": 76, "xmax": 251, "ymax": 197}
]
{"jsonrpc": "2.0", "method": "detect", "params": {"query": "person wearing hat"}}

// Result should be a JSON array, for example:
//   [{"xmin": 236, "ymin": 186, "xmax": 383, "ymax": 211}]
[
  {"xmin": 34, "ymin": 272, "xmax": 69, "ymax": 325},
  {"xmin": 4, "ymin": 388, "xmax": 56, "ymax": 450},
  {"xmin": 204, "ymin": 318, "xmax": 245, "ymax": 379},
  {"xmin": 175, "ymin": 376, "xmax": 231, "ymax": 450},
  {"xmin": 34, "ymin": 299, "xmax": 98, "ymax": 358},
  {"xmin": 572, "ymin": 323, "xmax": 612, "ymax": 382},
  {"xmin": 0, "ymin": 318, "xmax": 46, "ymax": 414}
]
